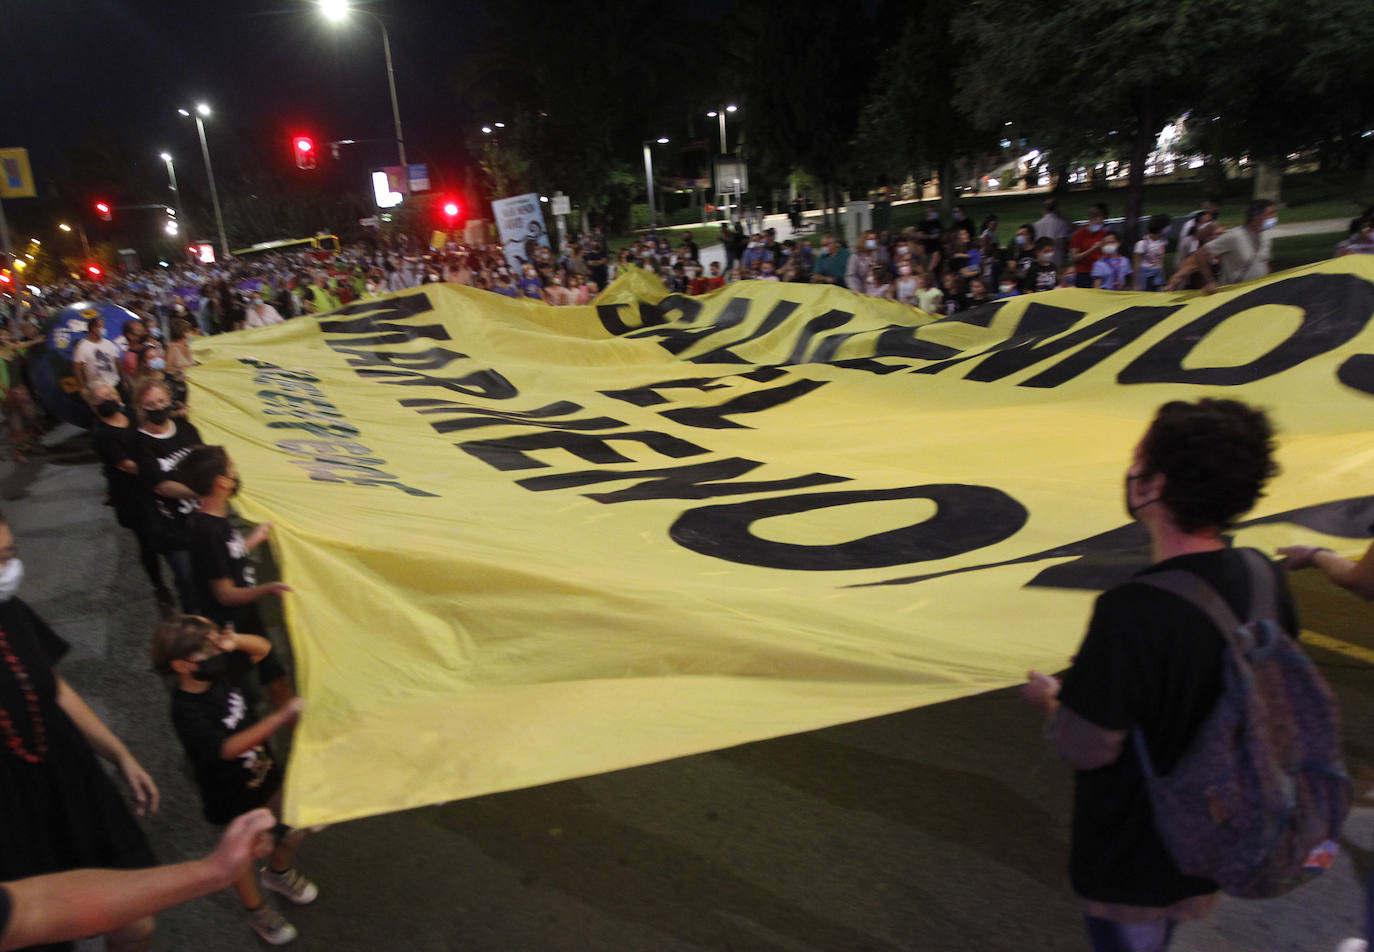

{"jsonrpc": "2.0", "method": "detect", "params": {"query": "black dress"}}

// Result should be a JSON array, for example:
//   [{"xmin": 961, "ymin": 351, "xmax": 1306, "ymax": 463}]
[{"xmin": 0, "ymin": 597, "xmax": 154, "ymax": 883}]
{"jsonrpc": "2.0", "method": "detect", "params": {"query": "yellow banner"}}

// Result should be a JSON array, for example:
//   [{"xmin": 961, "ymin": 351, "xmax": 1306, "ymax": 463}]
[
  {"xmin": 186, "ymin": 259, "xmax": 1374, "ymax": 826},
  {"xmin": 0, "ymin": 148, "xmax": 35, "ymax": 199}
]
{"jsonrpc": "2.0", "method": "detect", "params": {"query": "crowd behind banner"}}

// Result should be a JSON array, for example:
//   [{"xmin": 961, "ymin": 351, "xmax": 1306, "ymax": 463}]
[{"xmin": 0, "ymin": 212, "xmax": 1369, "ymax": 949}]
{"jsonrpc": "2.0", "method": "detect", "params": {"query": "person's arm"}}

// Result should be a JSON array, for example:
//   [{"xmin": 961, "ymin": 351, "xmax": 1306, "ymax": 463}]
[
  {"xmin": 152, "ymin": 480, "xmax": 197, "ymax": 500},
  {"xmin": 221, "ymin": 697, "xmax": 304, "ymax": 760},
  {"xmin": 116, "ymin": 460, "xmax": 138, "ymax": 474},
  {"xmin": 1069, "ymin": 236, "xmax": 1101, "ymax": 265},
  {"xmin": 54, "ymin": 678, "xmax": 158, "ymax": 815},
  {"xmin": 1132, "ymin": 251, "xmax": 1145, "ymax": 289},
  {"xmin": 1277, "ymin": 541, "xmax": 1374, "ymax": 601},
  {"xmin": 209, "ymin": 578, "xmax": 291, "ymax": 608},
  {"xmin": 0, "ymin": 809, "xmax": 276, "ymax": 952},
  {"xmin": 1165, "ymin": 244, "xmax": 1213, "ymax": 292}
]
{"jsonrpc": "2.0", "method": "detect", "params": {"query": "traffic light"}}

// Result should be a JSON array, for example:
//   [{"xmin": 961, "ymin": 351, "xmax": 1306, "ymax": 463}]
[
  {"xmin": 94, "ymin": 201, "xmax": 112, "ymax": 221},
  {"xmin": 442, "ymin": 198, "xmax": 462, "ymax": 222},
  {"xmin": 86, "ymin": 264, "xmax": 102, "ymax": 278},
  {"xmin": 294, "ymin": 136, "xmax": 316, "ymax": 170}
]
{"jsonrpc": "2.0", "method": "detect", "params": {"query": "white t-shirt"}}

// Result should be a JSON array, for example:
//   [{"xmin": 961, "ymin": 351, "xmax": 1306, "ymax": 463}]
[
  {"xmin": 243, "ymin": 304, "xmax": 285, "ymax": 328},
  {"xmin": 1133, "ymin": 236, "xmax": 1167, "ymax": 272},
  {"xmin": 72, "ymin": 336, "xmax": 124, "ymax": 389}
]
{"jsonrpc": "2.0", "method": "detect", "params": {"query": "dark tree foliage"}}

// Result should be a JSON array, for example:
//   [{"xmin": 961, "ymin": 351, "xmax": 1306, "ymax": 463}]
[
  {"xmin": 720, "ymin": 0, "xmax": 878, "ymax": 229},
  {"xmin": 854, "ymin": 3, "xmax": 993, "ymax": 217},
  {"xmin": 449, "ymin": 0, "xmax": 701, "ymax": 230}
]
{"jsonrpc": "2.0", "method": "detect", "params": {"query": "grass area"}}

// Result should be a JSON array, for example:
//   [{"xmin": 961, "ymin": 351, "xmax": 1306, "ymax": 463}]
[
  {"xmin": 612, "ymin": 169, "xmax": 1368, "ymax": 269},
  {"xmin": 1269, "ymin": 232, "xmax": 1348, "ymax": 272},
  {"xmin": 882, "ymin": 169, "xmax": 1373, "ymax": 234}
]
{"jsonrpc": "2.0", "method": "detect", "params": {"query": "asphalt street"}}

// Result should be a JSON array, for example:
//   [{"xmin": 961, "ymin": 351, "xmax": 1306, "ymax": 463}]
[{"xmin": 7, "ymin": 426, "xmax": 1369, "ymax": 952}]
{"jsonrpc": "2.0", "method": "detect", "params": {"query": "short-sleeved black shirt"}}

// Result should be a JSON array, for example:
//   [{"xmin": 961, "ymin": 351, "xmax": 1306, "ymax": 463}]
[
  {"xmin": 91, "ymin": 419, "xmax": 140, "ymax": 528},
  {"xmin": 133, "ymin": 421, "xmax": 203, "ymax": 550},
  {"xmin": 171, "ymin": 652, "xmax": 283, "ymax": 824},
  {"xmin": 1056, "ymin": 547, "xmax": 1298, "ymax": 906},
  {"xmin": 186, "ymin": 511, "xmax": 262, "ymax": 634}
]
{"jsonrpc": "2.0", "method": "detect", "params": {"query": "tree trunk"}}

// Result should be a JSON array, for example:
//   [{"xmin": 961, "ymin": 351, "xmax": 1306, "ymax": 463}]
[
  {"xmin": 939, "ymin": 155, "xmax": 954, "ymax": 222},
  {"xmin": 1253, "ymin": 160, "xmax": 1283, "ymax": 203},
  {"xmin": 1052, "ymin": 162, "xmax": 1071, "ymax": 194},
  {"xmin": 1124, "ymin": 96, "xmax": 1153, "ymax": 250}
]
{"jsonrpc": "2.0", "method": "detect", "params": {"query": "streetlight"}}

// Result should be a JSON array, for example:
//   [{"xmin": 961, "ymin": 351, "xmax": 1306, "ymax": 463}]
[
  {"xmin": 159, "ymin": 152, "xmax": 189, "ymax": 244},
  {"xmin": 319, "ymin": 0, "xmax": 407, "ymax": 168},
  {"xmin": 58, "ymin": 222, "xmax": 91, "ymax": 259},
  {"xmin": 642, "ymin": 137, "xmax": 670, "ymax": 232},
  {"xmin": 178, "ymin": 104, "xmax": 229, "ymax": 261},
  {"xmin": 705, "ymin": 104, "xmax": 738, "ymax": 154}
]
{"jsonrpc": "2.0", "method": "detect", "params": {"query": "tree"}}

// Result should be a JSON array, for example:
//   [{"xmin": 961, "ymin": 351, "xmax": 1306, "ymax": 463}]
[
  {"xmin": 954, "ymin": 0, "xmax": 1225, "ymax": 242},
  {"xmin": 449, "ymin": 0, "xmax": 701, "ymax": 231},
  {"xmin": 720, "ymin": 0, "xmax": 877, "ymax": 231},
  {"xmin": 853, "ymin": 4, "xmax": 993, "ymax": 219}
]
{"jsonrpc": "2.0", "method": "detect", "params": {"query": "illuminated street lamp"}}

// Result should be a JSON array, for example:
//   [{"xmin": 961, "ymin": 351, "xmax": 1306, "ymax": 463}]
[
  {"xmin": 159, "ymin": 152, "xmax": 189, "ymax": 244},
  {"xmin": 58, "ymin": 222, "xmax": 91, "ymax": 259},
  {"xmin": 705, "ymin": 103, "xmax": 738, "ymax": 154},
  {"xmin": 642, "ymin": 137, "xmax": 670, "ymax": 232},
  {"xmin": 178, "ymin": 104, "xmax": 229, "ymax": 261},
  {"xmin": 319, "ymin": 0, "xmax": 407, "ymax": 168}
]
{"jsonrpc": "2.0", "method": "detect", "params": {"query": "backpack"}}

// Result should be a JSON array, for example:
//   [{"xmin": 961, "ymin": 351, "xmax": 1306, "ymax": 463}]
[{"xmin": 1131, "ymin": 548, "xmax": 1351, "ymax": 899}]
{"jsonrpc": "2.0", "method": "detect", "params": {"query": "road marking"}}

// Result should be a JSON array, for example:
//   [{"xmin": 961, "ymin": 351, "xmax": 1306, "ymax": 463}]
[{"xmin": 1303, "ymin": 630, "xmax": 1374, "ymax": 666}]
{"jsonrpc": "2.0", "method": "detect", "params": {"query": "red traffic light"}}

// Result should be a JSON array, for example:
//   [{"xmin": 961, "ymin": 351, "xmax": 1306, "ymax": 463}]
[
  {"xmin": 293, "ymin": 136, "xmax": 316, "ymax": 170},
  {"xmin": 442, "ymin": 199, "xmax": 461, "ymax": 220},
  {"xmin": 0, "ymin": 273, "xmax": 11, "ymax": 285},
  {"xmin": 86, "ymin": 264, "xmax": 103, "ymax": 278},
  {"xmin": 94, "ymin": 201, "xmax": 112, "ymax": 221}
]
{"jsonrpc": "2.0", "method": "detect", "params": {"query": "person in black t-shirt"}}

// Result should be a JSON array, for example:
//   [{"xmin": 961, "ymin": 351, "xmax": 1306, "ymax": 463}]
[
  {"xmin": 90, "ymin": 383, "xmax": 173, "ymax": 611},
  {"xmin": 1022, "ymin": 398, "xmax": 1288, "ymax": 952},
  {"xmin": 131, "ymin": 380, "xmax": 201, "ymax": 612},
  {"xmin": 152, "ymin": 616, "xmax": 315, "ymax": 946},
  {"xmin": 174, "ymin": 445, "xmax": 294, "ymax": 710},
  {"xmin": 1021, "ymin": 237, "xmax": 1061, "ymax": 294}
]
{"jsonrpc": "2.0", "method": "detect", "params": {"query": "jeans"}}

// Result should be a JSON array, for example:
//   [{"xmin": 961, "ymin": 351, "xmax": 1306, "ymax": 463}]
[
  {"xmin": 164, "ymin": 548, "xmax": 196, "ymax": 614},
  {"xmin": 1084, "ymin": 916, "xmax": 1176, "ymax": 952}
]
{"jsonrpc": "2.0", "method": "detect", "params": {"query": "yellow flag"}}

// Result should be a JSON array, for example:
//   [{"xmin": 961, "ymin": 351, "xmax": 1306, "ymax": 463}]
[{"xmin": 187, "ymin": 258, "xmax": 1374, "ymax": 826}]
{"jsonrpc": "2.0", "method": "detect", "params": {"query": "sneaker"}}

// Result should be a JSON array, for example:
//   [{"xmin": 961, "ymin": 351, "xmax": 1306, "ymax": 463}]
[
  {"xmin": 1335, "ymin": 941, "xmax": 1368, "ymax": 952},
  {"xmin": 248, "ymin": 904, "xmax": 297, "ymax": 946},
  {"xmin": 261, "ymin": 866, "xmax": 319, "ymax": 905}
]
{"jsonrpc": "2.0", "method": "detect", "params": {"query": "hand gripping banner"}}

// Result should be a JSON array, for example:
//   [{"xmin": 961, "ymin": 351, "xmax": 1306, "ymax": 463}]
[{"xmin": 185, "ymin": 258, "xmax": 1374, "ymax": 826}]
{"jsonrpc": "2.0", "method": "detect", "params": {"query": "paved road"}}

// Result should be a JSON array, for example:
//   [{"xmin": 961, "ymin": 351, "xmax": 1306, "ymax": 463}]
[{"xmin": 6, "ymin": 427, "xmax": 1367, "ymax": 952}]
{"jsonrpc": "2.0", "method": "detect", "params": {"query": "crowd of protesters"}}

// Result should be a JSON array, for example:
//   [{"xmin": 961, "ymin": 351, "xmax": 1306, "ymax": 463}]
[{"xmin": 0, "ymin": 197, "xmax": 1371, "ymax": 950}]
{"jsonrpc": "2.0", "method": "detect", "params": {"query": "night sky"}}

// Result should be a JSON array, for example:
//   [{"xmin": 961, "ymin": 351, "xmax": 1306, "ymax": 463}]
[{"xmin": 3, "ymin": 0, "xmax": 484, "ymax": 200}]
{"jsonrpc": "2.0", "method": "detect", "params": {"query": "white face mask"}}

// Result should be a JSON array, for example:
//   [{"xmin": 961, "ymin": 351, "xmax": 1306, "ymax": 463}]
[
  {"xmin": 1101, "ymin": 243, "xmax": 1119, "ymax": 255},
  {"xmin": 999, "ymin": 283, "xmax": 1015, "ymax": 294},
  {"xmin": 0, "ymin": 558, "xmax": 23, "ymax": 602},
  {"xmin": 1262, "ymin": 216, "xmax": 1278, "ymax": 231},
  {"xmin": 865, "ymin": 239, "xmax": 877, "ymax": 249}
]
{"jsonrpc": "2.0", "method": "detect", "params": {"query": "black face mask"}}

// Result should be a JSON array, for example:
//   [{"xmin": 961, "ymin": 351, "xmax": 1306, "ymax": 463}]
[
  {"xmin": 144, "ymin": 407, "xmax": 170, "ymax": 425},
  {"xmin": 191, "ymin": 652, "xmax": 234, "ymax": 683},
  {"xmin": 96, "ymin": 399, "xmax": 121, "ymax": 418}
]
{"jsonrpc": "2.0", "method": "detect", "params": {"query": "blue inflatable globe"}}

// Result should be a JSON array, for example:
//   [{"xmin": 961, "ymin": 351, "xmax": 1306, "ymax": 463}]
[{"xmin": 30, "ymin": 301, "xmax": 139, "ymax": 428}]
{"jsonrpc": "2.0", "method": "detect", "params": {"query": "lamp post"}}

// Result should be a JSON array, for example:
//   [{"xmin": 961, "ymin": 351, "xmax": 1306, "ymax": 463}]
[
  {"xmin": 178, "ymin": 104, "xmax": 229, "ymax": 261},
  {"xmin": 58, "ymin": 222, "xmax": 91, "ymax": 260},
  {"xmin": 642, "ymin": 137, "xmax": 669, "ymax": 233},
  {"xmin": 320, "ymin": 0, "xmax": 407, "ymax": 169},
  {"xmin": 705, "ymin": 104, "xmax": 738, "ymax": 154},
  {"xmin": 158, "ymin": 152, "xmax": 189, "ymax": 248}
]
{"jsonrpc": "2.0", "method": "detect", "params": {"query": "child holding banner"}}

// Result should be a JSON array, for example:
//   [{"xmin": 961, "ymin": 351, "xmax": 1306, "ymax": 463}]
[{"xmin": 152, "ymin": 615, "xmax": 315, "ymax": 946}]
